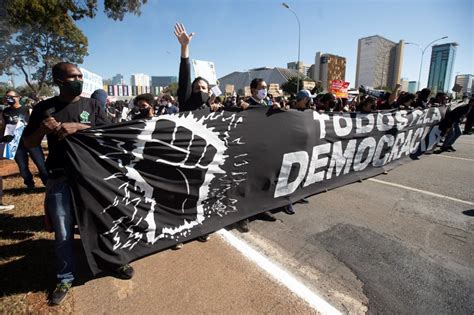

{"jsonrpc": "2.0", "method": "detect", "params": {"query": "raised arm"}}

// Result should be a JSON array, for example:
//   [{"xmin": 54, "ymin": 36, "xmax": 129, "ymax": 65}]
[
  {"xmin": 174, "ymin": 23, "xmax": 194, "ymax": 110},
  {"xmin": 388, "ymin": 84, "xmax": 401, "ymax": 106}
]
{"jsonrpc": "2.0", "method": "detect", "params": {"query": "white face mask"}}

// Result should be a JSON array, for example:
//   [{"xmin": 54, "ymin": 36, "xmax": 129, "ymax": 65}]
[{"xmin": 257, "ymin": 88, "xmax": 267, "ymax": 100}]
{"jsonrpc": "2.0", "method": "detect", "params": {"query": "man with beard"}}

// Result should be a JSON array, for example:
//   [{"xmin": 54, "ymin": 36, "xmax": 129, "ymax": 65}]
[{"xmin": 23, "ymin": 62, "xmax": 134, "ymax": 306}]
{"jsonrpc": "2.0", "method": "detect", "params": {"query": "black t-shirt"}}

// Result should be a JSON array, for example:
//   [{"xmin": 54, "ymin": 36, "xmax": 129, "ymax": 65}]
[
  {"xmin": 2, "ymin": 105, "xmax": 31, "ymax": 125},
  {"xmin": 23, "ymin": 96, "xmax": 109, "ymax": 172}
]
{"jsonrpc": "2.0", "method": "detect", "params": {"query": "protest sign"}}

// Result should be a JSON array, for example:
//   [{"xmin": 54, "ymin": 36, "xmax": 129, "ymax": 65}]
[
  {"xmin": 330, "ymin": 80, "xmax": 350, "ymax": 98},
  {"xmin": 192, "ymin": 60, "xmax": 218, "ymax": 85}
]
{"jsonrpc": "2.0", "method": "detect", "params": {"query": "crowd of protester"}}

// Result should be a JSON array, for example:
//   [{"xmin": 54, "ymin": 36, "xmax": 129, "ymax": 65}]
[{"xmin": 0, "ymin": 22, "xmax": 472, "ymax": 307}]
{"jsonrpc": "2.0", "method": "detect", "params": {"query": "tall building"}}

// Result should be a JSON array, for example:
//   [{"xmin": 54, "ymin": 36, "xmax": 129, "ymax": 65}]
[
  {"xmin": 399, "ymin": 78, "xmax": 410, "ymax": 92},
  {"xmin": 427, "ymin": 43, "xmax": 458, "ymax": 94},
  {"xmin": 130, "ymin": 73, "xmax": 151, "ymax": 87},
  {"xmin": 455, "ymin": 74, "xmax": 474, "ymax": 96},
  {"xmin": 151, "ymin": 76, "xmax": 177, "ymax": 87},
  {"xmin": 355, "ymin": 35, "xmax": 404, "ymax": 89},
  {"xmin": 287, "ymin": 61, "xmax": 311, "ymax": 77},
  {"xmin": 111, "ymin": 74, "xmax": 124, "ymax": 85},
  {"xmin": 313, "ymin": 52, "xmax": 346, "ymax": 91},
  {"xmin": 408, "ymin": 81, "xmax": 417, "ymax": 94}
]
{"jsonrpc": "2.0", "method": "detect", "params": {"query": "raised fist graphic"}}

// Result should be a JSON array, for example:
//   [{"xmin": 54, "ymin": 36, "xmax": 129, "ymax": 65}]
[{"xmin": 98, "ymin": 112, "xmax": 229, "ymax": 249}]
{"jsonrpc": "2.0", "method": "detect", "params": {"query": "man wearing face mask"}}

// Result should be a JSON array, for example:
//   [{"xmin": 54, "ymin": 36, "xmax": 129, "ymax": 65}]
[
  {"xmin": 175, "ymin": 23, "xmax": 220, "ymax": 113},
  {"xmin": 248, "ymin": 78, "xmax": 269, "ymax": 106},
  {"xmin": 233, "ymin": 78, "xmax": 279, "ymax": 233},
  {"xmin": 23, "ymin": 62, "xmax": 134, "ymax": 306},
  {"xmin": 2, "ymin": 90, "xmax": 48, "ymax": 190},
  {"xmin": 239, "ymin": 78, "xmax": 283, "ymax": 111}
]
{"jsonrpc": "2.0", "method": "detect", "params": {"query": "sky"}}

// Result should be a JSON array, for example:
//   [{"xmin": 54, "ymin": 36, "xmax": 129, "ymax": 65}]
[{"xmin": 5, "ymin": 0, "xmax": 474, "ymax": 89}]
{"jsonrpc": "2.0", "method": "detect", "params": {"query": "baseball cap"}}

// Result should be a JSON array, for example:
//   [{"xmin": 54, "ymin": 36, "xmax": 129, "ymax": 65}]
[{"xmin": 296, "ymin": 89, "xmax": 316, "ymax": 100}]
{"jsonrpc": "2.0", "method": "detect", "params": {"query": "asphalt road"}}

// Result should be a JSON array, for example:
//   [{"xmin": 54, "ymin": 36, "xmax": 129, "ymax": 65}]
[{"xmin": 233, "ymin": 134, "xmax": 474, "ymax": 314}]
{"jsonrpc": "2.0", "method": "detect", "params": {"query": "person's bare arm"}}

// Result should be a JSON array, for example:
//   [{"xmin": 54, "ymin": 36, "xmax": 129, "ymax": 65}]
[{"xmin": 388, "ymin": 84, "xmax": 401, "ymax": 105}]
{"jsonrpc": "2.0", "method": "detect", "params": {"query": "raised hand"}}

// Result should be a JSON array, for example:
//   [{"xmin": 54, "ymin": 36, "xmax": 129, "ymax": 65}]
[{"xmin": 174, "ymin": 23, "xmax": 194, "ymax": 47}]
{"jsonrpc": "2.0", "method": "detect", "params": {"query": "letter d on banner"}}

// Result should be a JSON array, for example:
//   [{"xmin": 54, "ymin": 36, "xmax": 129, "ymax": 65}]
[{"xmin": 274, "ymin": 151, "xmax": 309, "ymax": 198}]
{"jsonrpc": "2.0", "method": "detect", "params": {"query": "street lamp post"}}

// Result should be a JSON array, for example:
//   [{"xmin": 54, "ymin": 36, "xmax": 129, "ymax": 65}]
[
  {"xmin": 406, "ymin": 36, "xmax": 448, "ymax": 91},
  {"xmin": 282, "ymin": 2, "xmax": 301, "ymax": 92}
]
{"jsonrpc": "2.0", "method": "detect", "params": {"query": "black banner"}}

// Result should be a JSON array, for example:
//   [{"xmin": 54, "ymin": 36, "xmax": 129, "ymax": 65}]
[{"xmin": 65, "ymin": 107, "xmax": 445, "ymax": 274}]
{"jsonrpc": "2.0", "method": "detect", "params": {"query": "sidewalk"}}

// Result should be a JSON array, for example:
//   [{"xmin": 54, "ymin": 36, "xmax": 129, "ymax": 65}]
[{"xmin": 72, "ymin": 234, "xmax": 317, "ymax": 314}]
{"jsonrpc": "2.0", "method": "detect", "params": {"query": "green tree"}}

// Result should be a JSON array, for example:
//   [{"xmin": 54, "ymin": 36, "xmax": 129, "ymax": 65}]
[
  {"xmin": 311, "ymin": 80, "xmax": 324, "ymax": 95},
  {"xmin": 0, "ymin": 0, "xmax": 148, "ymax": 99},
  {"xmin": 5, "ymin": 0, "xmax": 148, "ymax": 27},
  {"xmin": 374, "ymin": 86, "xmax": 392, "ymax": 92},
  {"xmin": 281, "ymin": 77, "xmax": 315, "ymax": 95},
  {"xmin": 0, "ymin": 23, "xmax": 88, "ymax": 100},
  {"xmin": 16, "ymin": 83, "xmax": 55, "ymax": 99},
  {"xmin": 163, "ymin": 82, "xmax": 179, "ymax": 97}
]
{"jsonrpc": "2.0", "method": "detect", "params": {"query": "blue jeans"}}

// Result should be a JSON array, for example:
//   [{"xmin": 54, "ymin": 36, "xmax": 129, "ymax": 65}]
[
  {"xmin": 14, "ymin": 142, "xmax": 48, "ymax": 187},
  {"xmin": 442, "ymin": 122, "xmax": 462, "ymax": 149},
  {"xmin": 46, "ymin": 177, "xmax": 75, "ymax": 284}
]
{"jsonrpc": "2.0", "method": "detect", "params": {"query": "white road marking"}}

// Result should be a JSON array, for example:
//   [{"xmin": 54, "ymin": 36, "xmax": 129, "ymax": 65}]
[
  {"xmin": 431, "ymin": 155, "xmax": 474, "ymax": 162},
  {"xmin": 217, "ymin": 229, "xmax": 341, "ymax": 315},
  {"xmin": 368, "ymin": 178, "xmax": 474, "ymax": 206}
]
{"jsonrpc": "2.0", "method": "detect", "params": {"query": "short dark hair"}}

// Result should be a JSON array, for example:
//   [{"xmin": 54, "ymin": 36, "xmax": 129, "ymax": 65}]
[
  {"xmin": 420, "ymin": 88, "xmax": 431, "ymax": 98},
  {"xmin": 398, "ymin": 93, "xmax": 416, "ymax": 104},
  {"xmin": 435, "ymin": 92, "xmax": 446, "ymax": 99},
  {"xmin": 52, "ymin": 62, "xmax": 77, "ymax": 80},
  {"xmin": 320, "ymin": 93, "xmax": 335, "ymax": 104},
  {"xmin": 192, "ymin": 76, "xmax": 209, "ymax": 90},
  {"xmin": 5, "ymin": 89, "xmax": 19, "ymax": 97},
  {"xmin": 250, "ymin": 78, "xmax": 265, "ymax": 90},
  {"xmin": 134, "ymin": 93, "xmax": 155, "ymax": 107}
]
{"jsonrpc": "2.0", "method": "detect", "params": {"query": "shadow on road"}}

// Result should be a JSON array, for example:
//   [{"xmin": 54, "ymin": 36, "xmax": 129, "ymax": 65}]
[{"xmin": 462, "ymin": 209, "xmax": 474, "ymax": 217}]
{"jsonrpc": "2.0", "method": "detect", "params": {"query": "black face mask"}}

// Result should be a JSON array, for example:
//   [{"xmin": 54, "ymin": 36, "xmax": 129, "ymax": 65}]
[
  {"xmin": 61, "ymin": 80, "xmax": 83, "ymax": 97},
  {"xmin": 5, "ymin": 96, "xmax": 16, "ymax": 105},
  {"xmin": 190, "ymin": 91, "xmax": 209, "ymax": 106}
]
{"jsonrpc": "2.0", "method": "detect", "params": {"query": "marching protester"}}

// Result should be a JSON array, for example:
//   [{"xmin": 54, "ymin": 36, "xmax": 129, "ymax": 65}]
[
  {"xmin": 378, "ymin": 84, "xmax": 401, "ymax": 110},
  {"xmin": 394, "ymin": 92, "xmax": 416, "ymax": 110},
  {"xmin": 281, "ymin": 89, "xmax": 316, "ymax": 214},
  {"xmin": 2, "ymin": 90, "xmax": 48, "ymax": 191},
  {"xmin": 23, "ymin": 62, "xmax": 135, "ymax": 306},
  {"xmin": 463, "ymin": 106, "xmax": 473, "ymax": 135},
  {"xmin": 174, "ymin": 22, "xmax": 217, "ymax": 245},
  {"xmin": 316, "ymin": 93, "xmax": 336, "ymax": 112},
  {"xmin": 356, "ymin": 96, "xmax": 376, "ymax": 113},
  {"xmin": 175, "ymin": 23, "xmax": 220, "ymax": 113},
  {"xmin": 292, "ymin": 89, "xmax": 314, "ymax": 111},
  {"xmin": 131, "ymin": 93, "xmax": 156, "ymax": 120},
  {"xmin": 0, "ymin": 134, "xmax": 15, "ymax": 212},
  {"xmin": 157, "ymin": 94, "xmax": 179, "ymax": 116},
  {"xmin": 414, "ymin": 88, "xmax": 431, "ymax": 109},
  {"xmin": 437, "ymin": 96, "xmax": 474, "ymax": 153},
  {"xmin": 433, "ymin": 92, "xmax": 448, "ymax": 106},
  {"xmin": 246, "ymin": 78, "xmax": 269, "ymax": 107},
  {"xmin": 234, "ymin": 78, "xmax": 282, "ymax": 232},
  {"xmin": 90, "ymin": 89, "xmax": 108, "ymax": 111}
]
